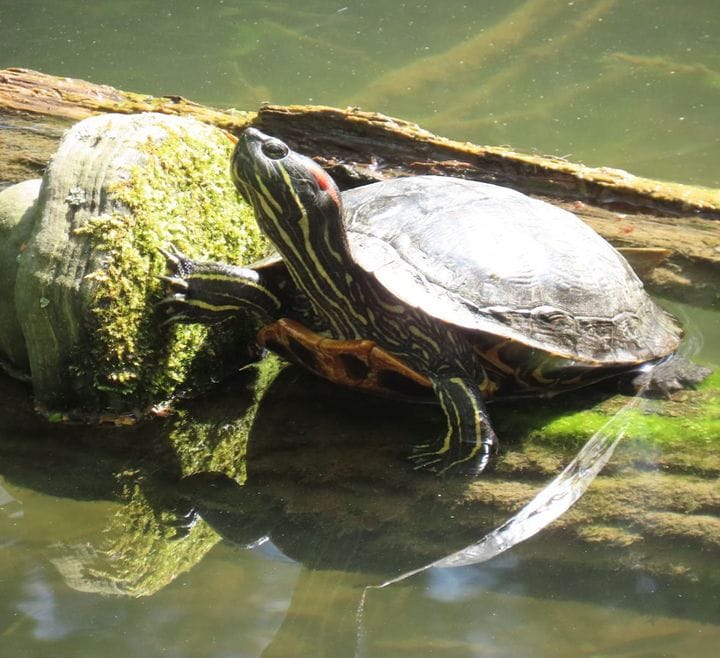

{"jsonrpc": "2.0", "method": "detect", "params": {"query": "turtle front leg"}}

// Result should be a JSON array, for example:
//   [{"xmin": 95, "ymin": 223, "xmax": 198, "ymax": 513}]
[
  {"xmin": 411, "ymin": 376, "xmax": 498, "ymax": 476},
  {"xmin": 158, "ymin": 246, "xmax": 280, "ymax": 325}
]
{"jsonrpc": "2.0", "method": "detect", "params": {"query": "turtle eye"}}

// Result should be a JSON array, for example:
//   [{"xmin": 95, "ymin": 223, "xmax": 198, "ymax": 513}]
[{"xmin": 261, "ymin": 139, "xmax": 289, "ymax": 160}]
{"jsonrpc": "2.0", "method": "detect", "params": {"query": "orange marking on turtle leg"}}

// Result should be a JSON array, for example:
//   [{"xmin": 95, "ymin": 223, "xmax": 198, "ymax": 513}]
[
  {"xmin": 368, "ymin": 346, "xmax": 431, "ymax": 389},
  {"xmin": 257, "ymin": 318, "xmax": 431, "ymax": 398}
]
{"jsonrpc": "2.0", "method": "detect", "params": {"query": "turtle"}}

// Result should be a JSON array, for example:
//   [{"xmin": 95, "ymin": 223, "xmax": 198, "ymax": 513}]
[{"xmin": 162, "ymin": 127, "xmax": 698, "ymax": 475}]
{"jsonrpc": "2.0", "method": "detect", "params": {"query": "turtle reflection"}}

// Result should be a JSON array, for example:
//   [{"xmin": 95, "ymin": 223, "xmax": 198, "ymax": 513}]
[{"xmin": 178, "ymin": 365, "xmax": 504, "ymax": 576}]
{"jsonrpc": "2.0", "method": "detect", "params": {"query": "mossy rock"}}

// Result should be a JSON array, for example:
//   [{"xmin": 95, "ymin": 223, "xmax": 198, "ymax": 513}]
[
  {"xmin": 0, "ymin": 178, "xmax": 42, "ymax": 377},
  {"xmin": 3, "ymin": 113, "xmax": 268, "ymax": 418}
]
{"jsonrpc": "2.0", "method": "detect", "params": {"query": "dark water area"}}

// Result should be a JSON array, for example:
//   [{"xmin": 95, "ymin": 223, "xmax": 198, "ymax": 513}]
[{"xmin": 1, "ymin": 1, "xmax": 719, "ymax": 656}]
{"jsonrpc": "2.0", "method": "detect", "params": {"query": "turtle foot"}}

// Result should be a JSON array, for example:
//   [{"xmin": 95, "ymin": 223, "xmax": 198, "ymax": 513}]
[
  {"xmin": 410, "ymin": 441, "xmax": 495, "ymax": 477},
  {"xmin": 157, "ymin": 244, "xmax": 209, "ymax": 324},
  {"xmin": 157, "ymin": 246, "xmax": 266, "ymax": 325},
  {"xmin": 414, "ymin": 375, "xmax": 499, "ymax": 477},
  {"xmin": 631, "ymin": 355, "xmax": 712, "ymax": 398},
  {"xmin": 164, "ymin": 506, "xmax": 201, "ymax": 540}
]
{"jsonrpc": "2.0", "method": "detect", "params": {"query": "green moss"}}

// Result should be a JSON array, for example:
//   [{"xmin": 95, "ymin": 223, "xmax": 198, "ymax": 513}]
[
  {"xmin": 493, "ymin": 366, "xmax": 720, "ymax": 456},
  {"xmin": 78, "ymin": 480, "xmax": 222, "ymax": 597},
  {"xmin": 574, "ymin": 523, "xmax": 643, "ymax": 547},
  {"xmin": 72, "ymin": 124, "xmax": 268, "ymax": 413}
]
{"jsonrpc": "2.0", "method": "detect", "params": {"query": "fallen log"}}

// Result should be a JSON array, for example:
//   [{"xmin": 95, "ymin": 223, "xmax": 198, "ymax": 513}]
[{"xmin": 1, "ymin": 67, "xmax": 719, "ymax": 308}]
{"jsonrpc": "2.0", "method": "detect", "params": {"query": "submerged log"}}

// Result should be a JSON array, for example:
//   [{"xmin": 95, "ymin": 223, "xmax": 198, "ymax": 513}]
[{"xmin": 1, "ymin": 68, "xmax": 719, "ymax": 308}]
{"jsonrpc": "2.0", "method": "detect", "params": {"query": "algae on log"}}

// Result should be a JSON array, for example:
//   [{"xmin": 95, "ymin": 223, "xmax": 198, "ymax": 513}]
[
  {"xmin": 1, "ymin": 68, "xmax": 718, "ymax": 308},
  {"xmin": 1, "ymin": 112, "xmax": 268, "ymax": 419}
]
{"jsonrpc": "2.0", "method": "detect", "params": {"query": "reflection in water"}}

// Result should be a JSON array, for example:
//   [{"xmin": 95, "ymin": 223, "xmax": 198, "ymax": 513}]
[
  {"xmin": 16, "ymin": 570, "xmax": 71, "ymax": 641},
  {"xmin": 1, "ymin": 2, "xmax": 719, "ymax": 653},
  {"xmin": 47, "ymin": 359, "xmax": 278, "ymax": 598},
  {"xmin": 1, "ymin": 348, "xmax": 719, "ymax": 654},
  {"xmin": 173, "ymin": 366, "xmax": 503, "ymax": 578},
  {"xmin": 0, "ymin": 299, "xmax": 719, "ymax": 654},
  {"xmin": 353, "ymin": 386, "xmax": 640, "ymax": 655},
  {"xmin": 0, "ymin": 481, "xmax": 15, "ymax": 507},
  {"xmin": 371, "ymin": 392, "xmax": 641, "ymax": 585}
]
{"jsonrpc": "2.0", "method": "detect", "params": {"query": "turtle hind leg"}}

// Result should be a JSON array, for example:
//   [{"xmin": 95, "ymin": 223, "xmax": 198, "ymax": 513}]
[
  {"xmin": 411, "ymin": 376, "xmax": 498, "ymax": 476},
  {"xmin": 629, "ymin": 354, "xmax": 711, "ymax": 398}
]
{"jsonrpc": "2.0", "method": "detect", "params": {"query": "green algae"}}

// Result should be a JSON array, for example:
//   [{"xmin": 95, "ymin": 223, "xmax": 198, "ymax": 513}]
[
  {"xmin": 71, "ymin": 124, "xmax": 267, "ymax": 415},
  {"xmin": 50, "ymin": 482, "xmax": 223, "ymax": 598},
  {"xmin": 167, "ymin": 354, "xmax": 285, "ymax": 480},
  {"xmin": 495, "ymin": 368, "xmax": 720, "ymax": 453}
]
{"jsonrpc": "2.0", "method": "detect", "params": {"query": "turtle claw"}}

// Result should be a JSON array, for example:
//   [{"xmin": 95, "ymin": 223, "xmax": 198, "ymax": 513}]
[
  {"xmin": 409, "ymin": 444, "xmax": 494, "ymax": 477},
  {"xmin": 163, "ymin": 506, "xmax": 201, "ymax": 540},
  {"xmin": 156, "ymin": 246, "xmax": 273, "ymax": 325},
  {"xmin": 157, "ymin": 245, "xmax": 194, "ymax": 306},
  {"xmin": 158, "ymin": 274, "xmax": 189, "ymax": 291},
  {"xmin": 158, "ymin": 293, "xmax": 194, "ymax": 326},
  {"xmin": 156, "ymin": 275, "xmax": 194, "ymax": 321},
  {"xmin": 157, "ymin": 246, "xmax": 216, "ymax": 324},
  {"xmin": 159, "ymin": 244, "xmax": 196, "ymax": 278},
  {"xmin": 158, "ymin": 244, "xmax": 178, "ymax": 262}
]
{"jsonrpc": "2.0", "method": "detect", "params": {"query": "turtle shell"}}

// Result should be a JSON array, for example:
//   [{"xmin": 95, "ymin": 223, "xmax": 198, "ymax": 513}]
[{"xmin": 341, "ymin": 176, "xmax": 680, "ymax": 366}]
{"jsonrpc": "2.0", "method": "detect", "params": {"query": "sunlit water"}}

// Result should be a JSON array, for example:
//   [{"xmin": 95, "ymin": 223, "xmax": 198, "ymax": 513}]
[{"xmin": 1, "ymin": 1, "xmax": 719, "ymax": 656}]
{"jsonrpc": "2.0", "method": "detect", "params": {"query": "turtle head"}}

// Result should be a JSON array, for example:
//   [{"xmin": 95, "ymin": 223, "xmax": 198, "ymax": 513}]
[
  {"xmin": 231, "ymin": 128, "xmax": 344, "ymax": 253},
  {"xmin": 231, "ymin": 128, "xmax": 361, "ymax": 333}
]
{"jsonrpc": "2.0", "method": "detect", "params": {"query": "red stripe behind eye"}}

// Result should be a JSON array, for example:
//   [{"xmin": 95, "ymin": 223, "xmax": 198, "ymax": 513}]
[{"xmin": 310, "ymin": 166, "xmax": 341, "ymax": 208}]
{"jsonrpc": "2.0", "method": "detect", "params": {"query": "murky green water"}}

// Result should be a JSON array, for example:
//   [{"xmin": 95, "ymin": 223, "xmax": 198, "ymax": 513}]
[
  {"xmin": 2, "ymin": 0, "xmax": 719, "ymax": 186},
  {"xmin": 1, "ymin": 1, "xmax": 719, "ymax": 656}
]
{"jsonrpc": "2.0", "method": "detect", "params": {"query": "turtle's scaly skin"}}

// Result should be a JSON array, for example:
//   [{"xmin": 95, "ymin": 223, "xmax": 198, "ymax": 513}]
[{"xmin": 161, "ymin": 249, "xmax": 433, "ymax": 400}]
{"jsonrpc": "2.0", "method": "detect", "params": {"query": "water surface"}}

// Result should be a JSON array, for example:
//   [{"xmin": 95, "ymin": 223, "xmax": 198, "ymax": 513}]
[{"xmin": 2, "ymin": 0, "xmax": 719, "ymax": 186}]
